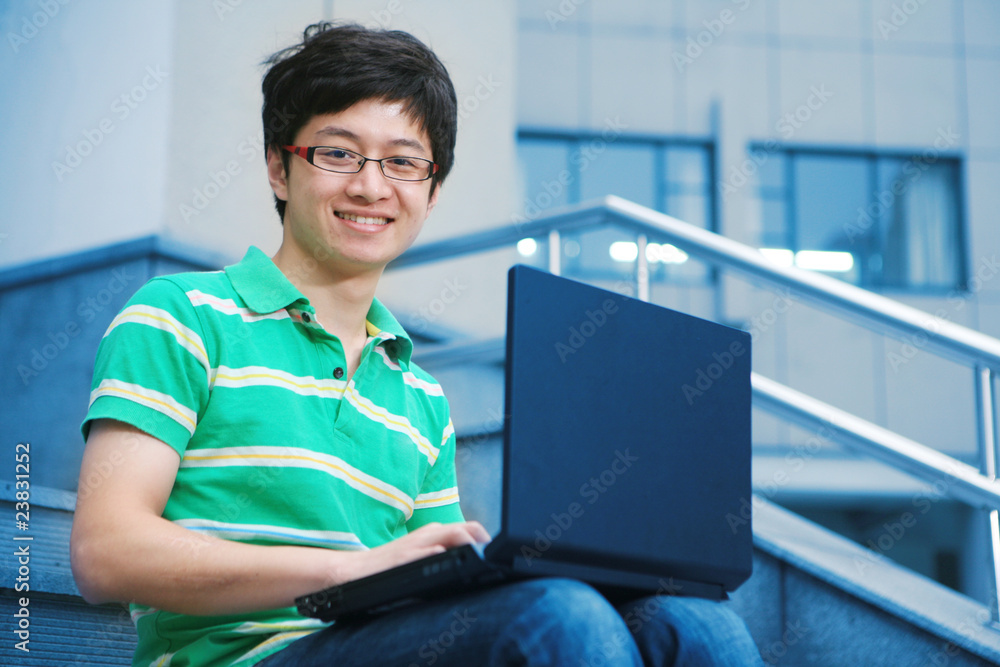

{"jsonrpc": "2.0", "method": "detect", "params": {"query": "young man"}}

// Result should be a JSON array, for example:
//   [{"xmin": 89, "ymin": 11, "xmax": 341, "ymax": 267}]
[{"xmin": 71, "ymin": 22, "xmax": 762, "ymax": 666}]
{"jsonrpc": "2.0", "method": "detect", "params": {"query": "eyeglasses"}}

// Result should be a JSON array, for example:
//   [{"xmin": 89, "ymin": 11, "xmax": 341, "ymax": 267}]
[{"xmin": 282, "ymin": 146, "xmax": 438, "ymax": 182}]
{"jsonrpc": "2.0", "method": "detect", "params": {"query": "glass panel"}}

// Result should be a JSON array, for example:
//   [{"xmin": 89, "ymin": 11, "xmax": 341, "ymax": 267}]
[
  {"xmin": 516, "ymin": 140, "xmax": 572, "ymax": 223},
  {"xmin": 516, "ymin": 135, "xmax": 716, "ymax": 285},
  {"xmin": 756, "ymin": 151, "xmax": 787, "ymax": 250},
  {"xmin": 648, "ymin": 235, "xmax": 710, "ymax": 284},
  {"xmin": 579, "ymin": 143, "xmax": 657, "ymax": 209},
  {"xmin": 756, "ymin": 150, "xmax": 786, "ymax": 191},
  {"xmin": 760, "ymin": 199, "xmax": 788, "ymax": 248},
  {"xmin": 666, "ymin": 194, "xmax": 708, "ymax": 228},
  {"xmin": 792, "ymin": 154, "xmax": 868, "ymax": 284},
  {"xmin": 513, "ymin": 236, "xmax": 550, "ymax": 270},
  {"xmin": 664, "ymin": 146, "xmax": 711, "ymax": 231},
  {"xmin": 880, "ymin": 159, "xmax": 961, "ymax": 289},
  {"xmin": 793, "ymin": 154, "xmax": 868, "ymax": 251},
  {"xmin": 561, "ymin": 225, "xmax": 639, "ymax": 283},
  {"xmin": 666, "ymin": 146, "xmax": 708, "ymax": 188}
]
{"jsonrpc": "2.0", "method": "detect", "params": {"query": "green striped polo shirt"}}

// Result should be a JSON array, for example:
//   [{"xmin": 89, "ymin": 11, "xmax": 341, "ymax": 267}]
[{"xmin": 81, "ymin": 246, "xmax": 464, "ymax": 667}]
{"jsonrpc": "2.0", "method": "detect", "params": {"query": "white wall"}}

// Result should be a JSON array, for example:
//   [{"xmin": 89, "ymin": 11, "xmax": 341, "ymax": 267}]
[
  {"xmin": 0, "ymin": 0, "xmax": 175, "ymax": 266},
  {"xmin": 4, "ymin": 0, "xmax": 998, "ymax": 602},
  {"xmin": 515, "ymin": 0, "xmax": 1000, "ymax": 461},
  {"xmin": 4, "ymin": 0, "xmax": 998, "ymax": 443},
  {"xmin": 0, "ymin": 0, "xmax": 519, "ymax": 264},
  {"xmin": 0, "ymin": 0, "xmax": 519, "ymax": 337}
]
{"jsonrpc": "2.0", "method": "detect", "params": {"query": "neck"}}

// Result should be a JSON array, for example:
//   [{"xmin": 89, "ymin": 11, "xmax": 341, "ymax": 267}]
[{"xmin": 270, "ymin": 245, "xmax": 382, "ymax": 343}]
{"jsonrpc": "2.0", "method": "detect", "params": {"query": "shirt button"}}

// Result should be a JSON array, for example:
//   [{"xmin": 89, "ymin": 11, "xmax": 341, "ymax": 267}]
[
  {"xmin": 333, "ymin": 367, "xmax": 345, "ymax": 379},
  {"xmin": 301, "ymin": 313, "xmax": 312, "ymax": 323}
]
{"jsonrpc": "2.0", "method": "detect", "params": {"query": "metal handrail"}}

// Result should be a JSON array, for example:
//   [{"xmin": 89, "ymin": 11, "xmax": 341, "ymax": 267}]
[
  {"xmin": 391, "ymin": 195, "xmax": 1000, "ymax": 619},
  {"xmin": 752, "ymin": 374, "xmax": 1000, "ymax": 511},
  {"xmin": 395, "ymin": 196, "xmax": 1000, "ymax": 369}
]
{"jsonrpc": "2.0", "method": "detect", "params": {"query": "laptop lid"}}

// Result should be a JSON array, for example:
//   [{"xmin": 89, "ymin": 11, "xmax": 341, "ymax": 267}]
[{"xmin": 486, "ymin": 265, "xmax": 752, "ymax": 594}]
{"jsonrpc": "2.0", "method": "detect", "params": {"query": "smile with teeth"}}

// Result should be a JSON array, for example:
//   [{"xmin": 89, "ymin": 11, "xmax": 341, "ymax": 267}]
[{"xmin": 338, "ymin": 211, "xmax": 391, "ymax": 226}]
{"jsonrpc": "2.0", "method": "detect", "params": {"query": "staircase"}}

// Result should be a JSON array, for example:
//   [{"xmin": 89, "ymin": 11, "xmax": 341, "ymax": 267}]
[
  {"xmin": 393, "ymin": 195, "xmax": 1000, "ymax": 665},
  {"xmin": 3, "ymin": 201, "xmax": 1000, "ymax": 664},
  {"xmin": 405, "ymin": 339, "xmax": 1000, "ymax": 665}
]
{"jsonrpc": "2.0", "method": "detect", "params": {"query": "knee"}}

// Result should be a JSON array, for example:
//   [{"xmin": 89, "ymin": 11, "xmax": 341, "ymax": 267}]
[
  {"xmin": 519, "ymin": 578, "xmax": 626, "ymax": 635},
  {"xmin": 622, "ymin": 596, "xmax": 761, "ymax": 666},
  {"xmin": 501, "ymin": 578, "xmax": 641, "ymax": 666},
  {"xmin": 639, "ymin": 596, "xmax": 747, "ymax": 633}
]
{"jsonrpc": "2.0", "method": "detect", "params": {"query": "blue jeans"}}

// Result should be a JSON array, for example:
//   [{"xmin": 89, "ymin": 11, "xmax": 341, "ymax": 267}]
[{"xmin": 261, "ymin": 578, "xmax": 763, "ymax": 666}]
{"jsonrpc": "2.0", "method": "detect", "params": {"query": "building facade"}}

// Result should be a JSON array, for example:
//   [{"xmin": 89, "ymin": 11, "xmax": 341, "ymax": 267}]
[{"xmin": 2, "ymin": 0, "xmax": 998, "ymax": 605}]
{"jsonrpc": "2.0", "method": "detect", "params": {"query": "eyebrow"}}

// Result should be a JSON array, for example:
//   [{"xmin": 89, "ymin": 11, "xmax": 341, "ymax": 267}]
[{"xmin": 314, "ymin": 126, "xmax": 429, "ymax": 156}]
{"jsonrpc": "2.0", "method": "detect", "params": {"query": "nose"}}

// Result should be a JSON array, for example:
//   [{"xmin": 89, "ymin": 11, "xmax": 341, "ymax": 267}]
[{"xmin": 344, "ymin": 159, "xmax": 391, "ymax": 202}]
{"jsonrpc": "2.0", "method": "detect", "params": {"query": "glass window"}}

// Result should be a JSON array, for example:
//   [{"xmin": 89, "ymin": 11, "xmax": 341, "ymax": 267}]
[
  {"xmin": 878, "ymin": 159, "xmax": 962, "ymax": 289},
  {"xmin": 758, "ymin": 152, "xmax": 788, "ymax": 249},
  {"xmin": 760, "ymin": 199, "xmax": 787, "ymax": 248},
  {"xmin": 753, "ymin": 146, "xmax": 964, "ymax": 291},
  {"xmin": 516, "ymin": 139, "xmax": 572, "ymax": 224},
  {"xmin": 517, "ymin": 131, "xmax": 715, "ymax": 285},
  {"xmin": 791, "ymin": 154, "xmax": 868, "ymax": 284},
  {"xmin": 664, "ymin": 146, "xmax": 711, "ymax": 229},
  {"xmin": 666, "ymin": 194, "xmax": 709, "ymax": 229},
  {"xmin": 666, "ymin": 146, "xmax": 708, "ymax": 189},
  {"xmin": 579, "ymin": 143, "xmax": 657, "ymax": 209},
  {"xmin": 792, "ymin": 154, "xmax": 869, "ymax": 252}
]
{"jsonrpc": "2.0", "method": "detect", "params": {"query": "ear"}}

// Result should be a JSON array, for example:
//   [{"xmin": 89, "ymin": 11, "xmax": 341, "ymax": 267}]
[
  {"xmin": 425, "ymin": 182, "xmax": 441, "ymax": 215},
  {"xmin": 266, "ymin": 146, "xmax": 289, "ymax": 202}
]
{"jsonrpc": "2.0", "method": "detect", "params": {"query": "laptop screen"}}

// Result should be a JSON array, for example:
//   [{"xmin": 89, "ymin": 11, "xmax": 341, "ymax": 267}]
[{"xmin": 495, "ymin": 265, "xmax": 752, "ymax": 592}]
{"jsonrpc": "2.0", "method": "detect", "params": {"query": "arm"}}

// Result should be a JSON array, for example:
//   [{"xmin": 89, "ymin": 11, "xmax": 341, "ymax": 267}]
[{"xmin": 70, "ymin": 419, "xmax": 489, "ymax": 616}]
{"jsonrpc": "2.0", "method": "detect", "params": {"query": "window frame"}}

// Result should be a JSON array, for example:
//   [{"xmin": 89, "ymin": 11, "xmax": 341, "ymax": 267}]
[
  {"xmin": 750, "ymin": 142, "xmax": 968, "ymax": 294},
  {"xmin": 517, "ymin": 127, "xmax": 719, "ymax": 232},
  {"xmin": 516, "ymin": 128, "xmax": 719, "ymax": 284}
]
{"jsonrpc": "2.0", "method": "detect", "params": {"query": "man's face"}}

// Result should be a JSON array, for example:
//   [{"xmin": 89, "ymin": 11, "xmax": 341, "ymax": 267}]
[{"xmin": 267, "ymin": 98, "xmax": 440, "ymax": 276}]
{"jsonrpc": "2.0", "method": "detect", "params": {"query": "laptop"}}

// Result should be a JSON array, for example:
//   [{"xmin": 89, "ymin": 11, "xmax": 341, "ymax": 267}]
[{"xmin": 296, "ymin": 264, "xmax": 752, "ymax": 622}]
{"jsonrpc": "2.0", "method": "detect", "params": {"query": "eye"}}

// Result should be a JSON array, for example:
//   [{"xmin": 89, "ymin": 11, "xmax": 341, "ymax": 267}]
[
  {"xmin": 319, "ymin": 148, "xmax": 353, "ymax": 160},
  {"xmin": 386, "ymin": 157, "xmax": 418, "ymax": 168}
]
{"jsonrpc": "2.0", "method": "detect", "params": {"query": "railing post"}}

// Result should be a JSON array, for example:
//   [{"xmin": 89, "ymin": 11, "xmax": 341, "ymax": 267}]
[
  {"xmin": 548, "ymin": 229, "xmax": 561, "ymax": 276},
  {"xmin": 975, "ymin": 365, "xmax": 1000, "ymax": 623},
  {"xmin": 636, "ymin": 234, "xmax": 649, "ymax": 302}
]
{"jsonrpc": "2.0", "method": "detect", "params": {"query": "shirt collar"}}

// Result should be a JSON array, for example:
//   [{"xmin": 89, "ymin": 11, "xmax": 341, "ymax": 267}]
[
  {"xmin": 365, "ymin": 296, "xmax": 414, "ymax": 365},
  {"xmin": 225, "ymin": 246, "xmax": 413, "ymax": 364},
  {"xmin": 226, "ymin": 246, "xmax": 304, "ymax": 314}
]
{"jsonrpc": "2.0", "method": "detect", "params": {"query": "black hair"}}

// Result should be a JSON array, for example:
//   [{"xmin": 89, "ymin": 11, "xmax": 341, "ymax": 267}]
[{"xmin": 261, "ymin": 22, "xmax": 457, "ymax": 221}]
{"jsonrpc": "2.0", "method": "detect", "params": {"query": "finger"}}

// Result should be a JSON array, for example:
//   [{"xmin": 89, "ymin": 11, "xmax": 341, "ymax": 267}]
[
  {"xmin": 438, "ymin": 521, "xmax": 490, "ymax": 547},
  {"xmin": 464, "ymin": 521, "xmax": 491, "ymax": 543},
  {"xmin": 402, "ymin": 521, "xmax": 489, "ymax": 548}
]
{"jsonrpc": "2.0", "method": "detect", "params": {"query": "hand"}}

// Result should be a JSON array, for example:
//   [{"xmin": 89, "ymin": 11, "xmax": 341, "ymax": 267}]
[{"xmin": 336, "ymin": 521, "xmax": 491, "ymax": 584}]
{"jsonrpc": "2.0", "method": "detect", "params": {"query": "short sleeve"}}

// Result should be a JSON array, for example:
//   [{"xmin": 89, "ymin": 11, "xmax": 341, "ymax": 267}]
[
  {"xmin": 406, "ymin": 417, "xmax": 466, "ymax": 529},
  {"xmin": 81, "ymin": 277, "xmax": 212, "ymax": 456}
]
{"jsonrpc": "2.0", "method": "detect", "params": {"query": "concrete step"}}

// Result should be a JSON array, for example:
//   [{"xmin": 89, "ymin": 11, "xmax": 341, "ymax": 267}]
[
  {"xmin": 733, "ymin": 498, "xmax": 1000, "ymax": 666},
  {"xmin": 421, "ymin": 345, "xmax": 1000, "ymax": 666}
]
